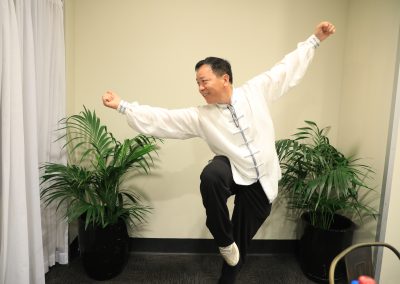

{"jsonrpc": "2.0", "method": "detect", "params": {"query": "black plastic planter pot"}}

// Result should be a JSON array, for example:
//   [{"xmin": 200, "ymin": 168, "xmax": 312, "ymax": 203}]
[
  {"xmin": 78, "ymin": 217, "xmax": 130, "ymax": 281},
  {"xmin": 299, "ymin": 213, "xmax": 355, "ymax": 283}
]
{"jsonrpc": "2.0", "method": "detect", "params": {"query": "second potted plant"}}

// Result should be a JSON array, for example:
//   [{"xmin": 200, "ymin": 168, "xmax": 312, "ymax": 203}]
[
  {"xmin": 275, "ymin": 120, "xmax": 377, "ymax": 282},
  {"xmin": 40, "ymin": 107, "xmax": 160, "ymax": 280}
]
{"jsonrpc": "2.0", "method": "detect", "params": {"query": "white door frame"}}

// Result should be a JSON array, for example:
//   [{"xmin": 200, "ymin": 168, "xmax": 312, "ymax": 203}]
[{"xmin": 375, "ymin": 26, "xmax": 400, "ymax": 282}]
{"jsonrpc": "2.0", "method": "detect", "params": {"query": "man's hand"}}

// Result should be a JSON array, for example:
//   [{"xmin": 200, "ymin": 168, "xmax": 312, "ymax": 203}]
[
  {"xmin": 314, "ymin": 21, "xmax": 336, "ymax": 42},
  {"xmin": 102, "ymin": 91, "xmax": 121, "ymax": 110}
]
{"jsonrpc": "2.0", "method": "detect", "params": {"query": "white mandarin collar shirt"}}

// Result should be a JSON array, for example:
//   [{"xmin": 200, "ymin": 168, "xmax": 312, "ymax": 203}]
[{"xmin": 118, "ymin": 35, "xmax": 320, "ymax": 203}]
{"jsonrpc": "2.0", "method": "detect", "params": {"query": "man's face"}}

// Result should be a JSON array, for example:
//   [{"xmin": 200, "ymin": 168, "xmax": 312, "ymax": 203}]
[{"xmin": 196, "ymin": 64, "xmax": 228, "ymax": 104}]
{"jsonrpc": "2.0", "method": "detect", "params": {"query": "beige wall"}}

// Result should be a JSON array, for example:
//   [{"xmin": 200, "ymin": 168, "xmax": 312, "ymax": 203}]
[
  {"xmin": 337, "ymin": 0, "xmax": 400, "ymax": 243},
  {"xmin": 65, "ymin": 0, "xmax": 398, "ymax": 242}
]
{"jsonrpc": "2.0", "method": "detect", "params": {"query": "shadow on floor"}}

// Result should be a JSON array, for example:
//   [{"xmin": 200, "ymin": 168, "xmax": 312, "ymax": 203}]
[{"xmin": 45, "ymin": 253, "xmax": 341, "ymax": 283}]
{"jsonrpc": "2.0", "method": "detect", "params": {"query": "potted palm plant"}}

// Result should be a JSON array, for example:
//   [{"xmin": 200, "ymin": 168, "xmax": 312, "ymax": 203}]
[
  {"xmin": 275, "ymin": 120, "xmax": 377, "ymax": 282},
  {"xmin": 40, "ymin": 107, "xmax": 160, "ymax": 280}
]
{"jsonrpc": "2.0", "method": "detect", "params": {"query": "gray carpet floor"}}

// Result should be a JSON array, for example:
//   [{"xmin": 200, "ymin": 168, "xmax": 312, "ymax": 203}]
[{"xmin": 45, "ymin": 253, "xmax": 322, "ymax": 284}]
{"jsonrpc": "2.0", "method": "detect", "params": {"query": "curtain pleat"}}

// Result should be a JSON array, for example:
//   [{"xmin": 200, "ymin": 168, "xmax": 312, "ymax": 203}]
[{"xmin": 34, "ymin": 0, "xmax": 69, "ymax": 270}]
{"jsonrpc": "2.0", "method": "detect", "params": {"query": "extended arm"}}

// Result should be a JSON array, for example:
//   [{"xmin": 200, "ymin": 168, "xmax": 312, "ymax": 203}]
[
  {"xmin": 241, "ymin": 21, "xmax": 335, "ymax": 102},
  {"xmin": 102, "ymin": 91, "xmax": 201, "ymax": 139}
]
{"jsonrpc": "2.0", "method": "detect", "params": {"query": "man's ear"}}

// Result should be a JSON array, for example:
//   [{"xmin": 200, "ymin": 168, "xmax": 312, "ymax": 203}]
[{"xmin": 222, "ymin": 74, "xmax": 230, "ymax": 85}]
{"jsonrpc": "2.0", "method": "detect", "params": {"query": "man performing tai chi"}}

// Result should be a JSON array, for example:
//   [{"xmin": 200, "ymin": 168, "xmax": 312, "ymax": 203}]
[{"xmin": 102, "ymin": 21, "xmax": 335, "ymax": 283}]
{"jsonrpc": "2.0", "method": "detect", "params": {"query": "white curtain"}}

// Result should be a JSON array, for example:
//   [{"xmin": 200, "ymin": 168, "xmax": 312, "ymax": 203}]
[{"xmin": 0, "ymin": 0, "xmax": 68, "ymax": 283}]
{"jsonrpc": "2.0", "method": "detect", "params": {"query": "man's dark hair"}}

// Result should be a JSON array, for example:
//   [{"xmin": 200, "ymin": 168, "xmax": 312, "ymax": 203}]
[{"xmin": 195, "ymin": 57, "xmax": 233, "ymax": 84}]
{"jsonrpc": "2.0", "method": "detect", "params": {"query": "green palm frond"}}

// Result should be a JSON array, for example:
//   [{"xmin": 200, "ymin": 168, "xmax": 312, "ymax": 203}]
[
  {"xmin": 40, "ymin": 106, "xmax": 161, "ymax": 228},
  {"xmin": 58, "ymin": 106, "xmax": 116, "ymax": 165},
  {"xmin": 276, "ymin": 120, "xmax": 376, "ymax": 230}
]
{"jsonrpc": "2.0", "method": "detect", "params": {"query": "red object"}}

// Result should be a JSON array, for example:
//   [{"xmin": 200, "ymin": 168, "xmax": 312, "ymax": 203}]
[{"xmin": 358, "ymin": 275, "xmax": 376, "ymax": 284}]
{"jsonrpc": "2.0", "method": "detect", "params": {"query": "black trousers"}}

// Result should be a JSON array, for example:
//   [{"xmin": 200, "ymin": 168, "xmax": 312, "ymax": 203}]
[{"xmin": 200, "ymin": 156, "xmax": 272, "ymax": 283}]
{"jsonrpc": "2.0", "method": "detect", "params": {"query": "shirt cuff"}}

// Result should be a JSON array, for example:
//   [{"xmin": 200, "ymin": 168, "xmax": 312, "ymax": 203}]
[
  {"xmin": 308, "ymin": 34, "xmax": 320, "ymax": 49},
  {"xmin": 117, "ymin": 100, "xmax": 129, "ymax": 114}
]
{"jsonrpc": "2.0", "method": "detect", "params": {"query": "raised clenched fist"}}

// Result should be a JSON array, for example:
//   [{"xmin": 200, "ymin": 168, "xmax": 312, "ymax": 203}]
[{"xmin": 102, "ymin": 91, "xmax": 121, "ymax": 110}]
